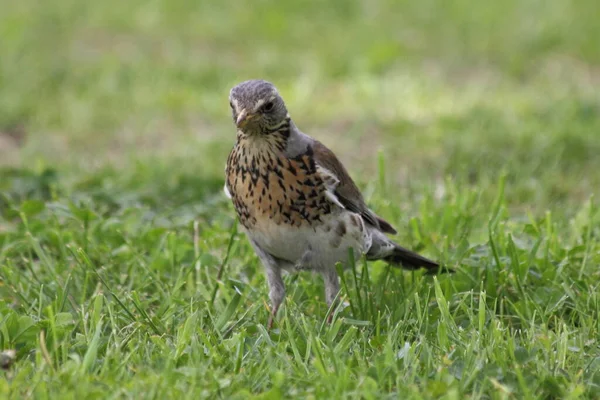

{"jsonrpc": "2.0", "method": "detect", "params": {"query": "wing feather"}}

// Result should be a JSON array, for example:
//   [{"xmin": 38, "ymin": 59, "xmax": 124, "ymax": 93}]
[{"xmin": 312, "ymin": 141, "xmax": 398, "ymax": 235}]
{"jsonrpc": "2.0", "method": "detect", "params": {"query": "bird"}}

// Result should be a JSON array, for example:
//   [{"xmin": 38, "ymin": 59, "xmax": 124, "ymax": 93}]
[{"xmin": 224, "ymin": 79, "xmax": 443, "ymax": 329}]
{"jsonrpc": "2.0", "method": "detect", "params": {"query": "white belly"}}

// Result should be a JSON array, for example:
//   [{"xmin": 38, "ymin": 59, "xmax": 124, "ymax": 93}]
[{"xmin": 245, "ymin": 210, "xmax": 372, "ymax": 271}]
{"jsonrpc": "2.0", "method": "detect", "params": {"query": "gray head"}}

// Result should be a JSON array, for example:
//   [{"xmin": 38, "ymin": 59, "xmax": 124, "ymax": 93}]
[{"xmin": 229, "ymin": 80, "xmax": 289, "ymax": 134}]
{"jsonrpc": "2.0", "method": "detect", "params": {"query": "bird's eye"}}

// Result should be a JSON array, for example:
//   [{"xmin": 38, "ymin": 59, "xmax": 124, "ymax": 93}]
[
  {"xmin": 229, "ymin": 101, "xmax": 234, "ymax": 109},
  {"xmin": 263, "ymin": 102, "xmax": 274, "ymax": 112}
]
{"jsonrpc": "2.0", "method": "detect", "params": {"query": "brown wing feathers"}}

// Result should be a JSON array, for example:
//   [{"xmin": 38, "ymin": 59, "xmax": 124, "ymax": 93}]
[{"xmin": 312, "ymin": 141, "xmax": 398, "ymax": 235}]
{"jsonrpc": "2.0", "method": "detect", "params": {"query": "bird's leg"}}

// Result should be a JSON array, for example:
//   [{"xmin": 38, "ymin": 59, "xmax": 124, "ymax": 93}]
[
  {"xmin": 265, "ymin": 265, "xmax": 285, "ymax": 330},
  {"xmin": 249, "ymin": 239, "xmax": 286, "ymax": 330},
  {"xmin": 321, "ymin": 268, "xmax": 340, "ymax": 324}
]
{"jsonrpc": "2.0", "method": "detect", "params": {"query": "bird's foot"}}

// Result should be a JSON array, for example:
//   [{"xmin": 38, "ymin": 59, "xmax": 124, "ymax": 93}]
[
  {"xmin": 327, "ymin": 310, "xmax": 334, "ymax": 324},
  {"xmin": 267, "ymin": 305, "xmax": 279, "ymax": 331}
]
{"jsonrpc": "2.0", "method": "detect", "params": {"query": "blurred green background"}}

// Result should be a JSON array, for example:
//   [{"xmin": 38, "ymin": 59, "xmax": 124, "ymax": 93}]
[
  {"xmin": 1, "ymin": 0, "xmax": 599, "ymax": 212},
  {"xmin": 1, "ymin": 0, "xmax": 599, "ymax": 397}
]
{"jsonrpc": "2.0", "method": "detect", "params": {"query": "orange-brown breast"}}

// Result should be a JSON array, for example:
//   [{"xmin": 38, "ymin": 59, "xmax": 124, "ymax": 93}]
[{"xmin": 226, "ymin": 139, "xmax": 332, "ymax": 230}]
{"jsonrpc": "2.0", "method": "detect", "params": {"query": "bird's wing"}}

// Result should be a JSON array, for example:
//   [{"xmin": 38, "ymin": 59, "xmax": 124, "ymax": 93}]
[
  {"xmin": 312, "ymin": 140, "xmax": 397, "ymax": 234},
  {"xmin": 223, "ymin": 184, "xmax": 232, "ymax": 199},
  {"xmin": 223, "ymin": 162, "xmax": 232, "ymax": 198}
]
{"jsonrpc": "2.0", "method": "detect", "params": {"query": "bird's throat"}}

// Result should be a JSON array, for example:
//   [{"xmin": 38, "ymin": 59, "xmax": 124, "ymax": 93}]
[{"xmin": 236, "ymin": 127, "xmax": 290, "ymax": 157}]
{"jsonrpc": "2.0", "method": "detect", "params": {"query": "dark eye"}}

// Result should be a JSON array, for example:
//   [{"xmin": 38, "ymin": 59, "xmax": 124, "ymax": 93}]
[
  {"xmin": 229, "ymin": 101, "xmax": 234, "ymax": 109},
  {"xmin": 263, "ymin": 102, "xmax": 274, "ymax": 112}
]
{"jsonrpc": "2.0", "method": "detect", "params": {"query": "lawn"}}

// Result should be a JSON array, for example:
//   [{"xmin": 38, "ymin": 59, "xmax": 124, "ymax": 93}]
[{"xmin": 1, "ymin": 0, "xmax": 599, "ymax": 398}]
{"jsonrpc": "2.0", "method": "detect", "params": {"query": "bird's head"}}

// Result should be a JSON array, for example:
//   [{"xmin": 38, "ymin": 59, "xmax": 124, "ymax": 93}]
[{"xmin": 229, "ymin": 80, "xmax": 289, "ymax": 135}]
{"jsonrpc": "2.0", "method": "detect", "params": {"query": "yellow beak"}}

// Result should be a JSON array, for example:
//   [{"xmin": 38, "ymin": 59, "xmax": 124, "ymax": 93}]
[{"xmin": 236, "ymin": 109, "xmax": 257, "ymax": 128}]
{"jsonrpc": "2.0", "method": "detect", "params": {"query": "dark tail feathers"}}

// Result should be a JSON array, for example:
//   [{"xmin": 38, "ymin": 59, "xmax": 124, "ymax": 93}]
[{"xmin": 380, "ymin": 244, "xmax": 450, "ymax": 274}]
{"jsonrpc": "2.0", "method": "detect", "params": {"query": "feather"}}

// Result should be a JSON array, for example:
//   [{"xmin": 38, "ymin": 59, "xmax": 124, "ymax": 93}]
[{"xmin": 311, "ymin": 140, "xmax": 398, "ymax": 235}]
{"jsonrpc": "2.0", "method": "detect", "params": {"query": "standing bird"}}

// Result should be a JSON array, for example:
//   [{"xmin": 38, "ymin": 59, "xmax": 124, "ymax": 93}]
[{"xmin": 225, "ymin": 80, "xmax": 441, "ymax": 328}]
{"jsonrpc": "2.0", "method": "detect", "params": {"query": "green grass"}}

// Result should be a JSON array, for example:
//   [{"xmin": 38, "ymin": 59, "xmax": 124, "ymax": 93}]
[{"xmin": 1, "ymin": 0, "xmax": 599, "ymax": 398}]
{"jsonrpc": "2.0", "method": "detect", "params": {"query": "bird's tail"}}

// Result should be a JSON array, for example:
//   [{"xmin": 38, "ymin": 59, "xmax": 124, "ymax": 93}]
[
  {"xmin": 367, "ymin": 231, "xmax": 448, "ymax": 274},
  {"xmin": 380, "ymin": 243, "xmax": 442, "ymax": 273}
]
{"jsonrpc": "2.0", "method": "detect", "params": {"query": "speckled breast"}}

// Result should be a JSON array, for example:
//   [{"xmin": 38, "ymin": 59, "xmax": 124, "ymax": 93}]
[{"xmin": 226, "ymin": 142, "xmax": 332, "ymax": 230}]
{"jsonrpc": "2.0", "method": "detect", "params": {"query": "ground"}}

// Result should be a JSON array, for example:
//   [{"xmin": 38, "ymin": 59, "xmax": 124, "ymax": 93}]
[{"xmin": 0, "ymin": 0, "xmax": 599, "ymax": 398}]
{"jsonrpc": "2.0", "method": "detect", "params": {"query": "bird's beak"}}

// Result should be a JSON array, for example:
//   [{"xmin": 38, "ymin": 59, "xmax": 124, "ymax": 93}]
[{"xmin": 236, "ymin": 109, "xmax": 257, "ymax": 128}]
